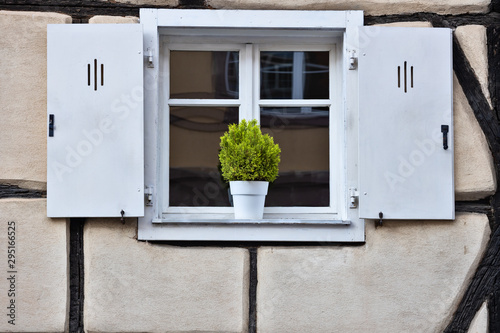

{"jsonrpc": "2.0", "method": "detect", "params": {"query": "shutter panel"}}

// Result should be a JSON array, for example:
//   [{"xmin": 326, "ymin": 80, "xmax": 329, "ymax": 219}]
[
  {"xmin": 47, "ymin": 24, "xmax": 144, "ymax": 217},
  {"xmin": 358, "ymin": 27, "xmax": 454, "ymax": 220}
]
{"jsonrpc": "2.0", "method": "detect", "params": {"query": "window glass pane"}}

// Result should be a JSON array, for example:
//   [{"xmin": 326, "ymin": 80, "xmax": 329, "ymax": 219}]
[
  {"xmin": 260, "ymin": 51, "xmax": 329, "ymax": 100},
  {"xmin": 170, "ymin": 51, "xmax": 239, "ymax": 99},
  {"xmin": 170, "ymin": 106, "xmax": 238, "ymax": 206},
  {"xmin": 261, "ymin": 107, "xmax": 329, "ymax": 206}
]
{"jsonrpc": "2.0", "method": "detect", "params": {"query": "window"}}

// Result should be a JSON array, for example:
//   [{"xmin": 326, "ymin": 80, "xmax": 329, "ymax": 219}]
[
  {"xmin": 137, "ymin": 9, "xmax": 365, "ymax": 241},
  {"xmin": 163, "ymin": 41, "xmax": 340, "ymax": 217},
  {"xmin": 47, "ymin": 9, "xmax": 454, "ymax": 242}
]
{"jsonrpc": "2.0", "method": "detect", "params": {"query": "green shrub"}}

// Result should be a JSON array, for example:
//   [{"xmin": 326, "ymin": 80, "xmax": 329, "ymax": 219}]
[{"xmin": 219, "ymin": 119, "xmax": 281, "ymax": 182}]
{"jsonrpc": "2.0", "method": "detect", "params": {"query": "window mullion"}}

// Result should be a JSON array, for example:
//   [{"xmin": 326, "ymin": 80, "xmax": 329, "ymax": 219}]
[
  {"xmin": 259, "ymin": 100, "xmax": 331, "ymax": 107},
  {"xmin": 329, "ymin": 45, "xmax": 338, "ymax": 212},
  {"xmin": 253, "ymin": 44, "xmax": 260, "ymax": 122},
  {"xmin": 168, "ymin": 99, "xmax": 241, "ymax": 107},
  {"xmin": 239, "ymin": 43, "xmax": 254, "ymax": 121},
  {"xmin": 163, "ymin": 47, "xmax": 171, "ymax": 215}
]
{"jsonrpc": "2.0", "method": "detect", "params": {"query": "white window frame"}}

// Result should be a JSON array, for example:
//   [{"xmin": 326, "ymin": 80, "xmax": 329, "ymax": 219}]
[{"xmin": 138, "ymin": 9, "xmax": 365, "ymax": 242}]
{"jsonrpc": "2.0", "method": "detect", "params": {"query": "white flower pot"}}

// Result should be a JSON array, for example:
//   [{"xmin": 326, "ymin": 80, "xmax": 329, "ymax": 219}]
[{"xmin": 229, "ymin": 181, "xmax": 269, "ymax": 219}]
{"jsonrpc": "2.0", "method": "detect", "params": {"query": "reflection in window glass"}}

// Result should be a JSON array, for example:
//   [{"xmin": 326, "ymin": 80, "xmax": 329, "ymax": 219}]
[
  {"xmin": 169, "ymin": 106, "xmax": 238, "ymax": 206},
  {"xmin": 261, "ymin": 107, "xmax": 329, "ymax": 206},
  {"xmin": 260, "ymin": 51, "xmax": 329, "ymax": 99},
  {"xmin": 170, "ymin": 51, "xmax": 239, "ymax": 99}
]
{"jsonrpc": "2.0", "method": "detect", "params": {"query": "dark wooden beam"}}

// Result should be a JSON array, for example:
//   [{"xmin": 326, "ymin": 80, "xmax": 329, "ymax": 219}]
[
  {"xmin": 365, "ymin": 12, "xmax": 500, "ymax": 27},
  {"xmin": 493, "ymin": 0, "xmax": 500, "ymax": 13},
  {"xmin": 455, "ymin": 201, "xmax": 492, "ymax": 215},
  {"xmin": 69, "ymin": 218, "xmax": 85, "ymax": 333},
  {"xmin": 248, "ymin": 248, "xmax": 257, "ymax": 333},
  {"xmin": 178, "ymin": 0, "xmax": 207, "ymax": 8},
  {"xmin": 490, "ymin": 289, "xmax": 500, "ymax": 332},
  {"xmin": 0, "ymin": 183, "xmax": 45, "ymax": 199}
]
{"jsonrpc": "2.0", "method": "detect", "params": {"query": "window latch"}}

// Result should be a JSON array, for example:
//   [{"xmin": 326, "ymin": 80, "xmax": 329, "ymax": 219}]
[
  {"xmin": 145, "ymin": 186, "xmax": 153, "ymax": 206},
  {"xmin": 349, "ymin": 187, "xmax": 359, "ymax": 208}
]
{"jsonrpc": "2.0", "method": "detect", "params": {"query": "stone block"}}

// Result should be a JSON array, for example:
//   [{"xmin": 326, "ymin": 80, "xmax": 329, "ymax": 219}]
[
  {"xmin": 455, "ymin": 25, "xmax": 492, "ymax": 108},
  {"xmin": 89, "ymin": 15, "xmax": 139, "ymax": 24},
  {"xmin": 468, "ymin": 301, "xmax": 488, "ymax": 333},
  {"xmin": 0, "ymin": 11, "xmax": 71, "ymax": 189},
  {"xmin": 0, "ymin": 199, "xmax": 68, "ymax": 332},
  {"xmin": 207, "ymin": 0, "xmax": 490, "ymax": 16},
  {"xmin": 84, "ymin": 218, "xmax": 249, "ymax": 333},
  {"xmin": 257, "ymin": 213, "xmax": 490, "ymax": 333},
  {"xmin": 454, "ymin": 74, "xmax": 496, "ymax": 200}
]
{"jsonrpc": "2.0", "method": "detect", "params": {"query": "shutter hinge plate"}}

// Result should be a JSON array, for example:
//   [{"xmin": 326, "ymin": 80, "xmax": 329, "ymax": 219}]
[
  {"xmin": 349, "ymin": 50, "xmax": 358, "ymax": 70},
  {"xmin": 146, "ymin": 48, "xmax": 154, "ymax": 68},
  {"xmin": 349, "ymin": 187, "xmax": 359, "ymax": 208},
  {"xmin": 145, "ymin": 186, "xmax": 154, "ymax": 206}
]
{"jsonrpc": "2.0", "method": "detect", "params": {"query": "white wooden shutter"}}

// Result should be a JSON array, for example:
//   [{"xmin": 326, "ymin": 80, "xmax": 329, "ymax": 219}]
[
  {"xmin": 358, "ymin": 27, "xmax": 454, "ymax": 220},
  {"xmin": 47, "ymin": 24, "xmax": 144, "ymax": 217}
]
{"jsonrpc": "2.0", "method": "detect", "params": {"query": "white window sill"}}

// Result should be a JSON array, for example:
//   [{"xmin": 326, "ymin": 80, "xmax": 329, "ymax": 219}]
[{"xmin": 152, "ymin": 218, "xmax": 350, "ymax": 225}]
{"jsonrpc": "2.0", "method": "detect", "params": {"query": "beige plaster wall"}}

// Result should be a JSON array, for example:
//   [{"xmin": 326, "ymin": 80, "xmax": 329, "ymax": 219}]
[
  {"xmin": 257, "ymin": 213, "xmax": 490, "ymax": 333},
  {"xmin": 454, "ymin": 74, "xmax": 496, "ymax": 200},
  {"xmin": 88, "ymin": 15, "xmax": 139, "ymax": 24},
  {"xmin": 456, "ymin": 25, "xmax": 492, "ymax": 109},
  {"xmin": 0, "ymin": 199, "xmax": 68, "ymax": 332},
  {"xmin": 454, "ymin": 24, "xmax": 496, "ymax": 199},
  {"xmin": 0, "ymin": 11, "xmax": 71, "ymax": 190},
  {"xmin": 0, "ymin": 9, "xmax": 497, "ymax": 333},
  {"xmin": 207, "ymin": 0, "xmax": 490, "ymax": 16},
  {"xmin": 84, "ymin": 218, "xmax": 250, "ymax": 333}
]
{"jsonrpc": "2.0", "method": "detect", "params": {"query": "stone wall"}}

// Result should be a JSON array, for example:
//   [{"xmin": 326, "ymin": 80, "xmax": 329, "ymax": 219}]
[{"xmin": 0, "ymin": 1, "xmax": 499, "ymax": 332}]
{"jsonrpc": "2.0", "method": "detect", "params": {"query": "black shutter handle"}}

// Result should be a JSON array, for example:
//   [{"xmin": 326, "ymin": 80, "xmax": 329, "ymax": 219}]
[
  {"xmin": 441, "ymin": 125, "xmax": 449, "ymax": 150},
  {"xmin": 49, "ymin": 114, "xmax": 54, "ymax": 137}
]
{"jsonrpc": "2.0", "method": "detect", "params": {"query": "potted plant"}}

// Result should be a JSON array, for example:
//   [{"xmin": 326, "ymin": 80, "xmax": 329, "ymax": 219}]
[{"xmin": 219, "ymin": 119, "xmax": 281, "ymax": 219}]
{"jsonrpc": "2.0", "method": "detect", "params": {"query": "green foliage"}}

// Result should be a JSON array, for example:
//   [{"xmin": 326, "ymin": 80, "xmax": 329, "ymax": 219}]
[{"xmin": 219, "ymin": 119, "xmax": 281, "ymax": 182}]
